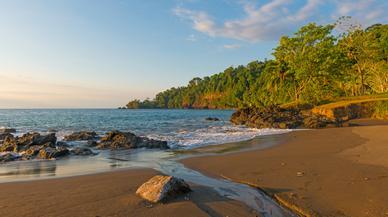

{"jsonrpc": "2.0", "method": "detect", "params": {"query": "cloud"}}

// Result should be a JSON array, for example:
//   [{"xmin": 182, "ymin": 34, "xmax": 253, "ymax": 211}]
[
  {"xmin": 223, "ymin": 44, "xmax": 241, "ymax": 49},
  {"xmin": 174, "ymin": 0, "xmax": 387, "ymax": 42},
  {"xmin": 332, "ymin": 0, "xmax": 387, "ymax": 26}
]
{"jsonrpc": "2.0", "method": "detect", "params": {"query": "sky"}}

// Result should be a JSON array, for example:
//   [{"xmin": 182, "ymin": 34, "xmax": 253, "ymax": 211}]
[{"xmin": 0, "ymin": 0, "xmax": 387, "ymax": 108}]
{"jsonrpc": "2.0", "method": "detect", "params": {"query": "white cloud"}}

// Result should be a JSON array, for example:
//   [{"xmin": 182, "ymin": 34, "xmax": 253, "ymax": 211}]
[
  {"xmin": 332, "ymin": 0, "xmax": 387, "ymax": 26},
  {"xmin": 223, "ymin": 44, "xmax": 241, "ymax": 49},
  {"xmin": 174, "ymin": 0, "xmax": 387, "ymax": 42}
]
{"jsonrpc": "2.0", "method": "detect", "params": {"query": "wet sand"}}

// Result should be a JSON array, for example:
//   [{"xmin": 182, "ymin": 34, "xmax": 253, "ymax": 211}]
[
  {"xmin": 0, "ymin": 168, "xmax": 257, "ymax": 217},
  {"xmin": 183, "ymin": 124, "xmax": 388, "ymax": 216}
]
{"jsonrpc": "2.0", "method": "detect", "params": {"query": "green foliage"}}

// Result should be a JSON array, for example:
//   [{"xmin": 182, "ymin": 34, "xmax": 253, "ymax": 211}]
[
  {"xmin": 373, "ymin": 101, "xmax": 388, "ymax": 119},
  {"xmin": 125, "ymin": 19, "xmax": 388, "ymax": 109}
]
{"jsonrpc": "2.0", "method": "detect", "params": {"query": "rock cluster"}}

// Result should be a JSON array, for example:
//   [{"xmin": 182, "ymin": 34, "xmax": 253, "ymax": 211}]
[
  {"xmin": 231, "ymin": 106, "xmax": 335, "ymax": 129},
  {"xmin": 94, "ymin": 130, "xmax": 169, "ymax": 150},
  {"xmin": 0, "ymin": 130, "xmax": 168, "ymax": 163},
  {"xmin": 231, "ymin": 106, "xmax": 303, "ymax": 129},
  {"xmin": 64, "ymin": 131, "xmax": 98, "ymax": 141},
  {"xmin": 0, "ymin": 132, "xmax": 95, "ymax": 162},
  {"xmin": 136, "ymin": 175, "xmax": 191, "ymax": 203},
  {"xmin": 0, "ymin": 132, "xmax": 57, "ymax": 153}
]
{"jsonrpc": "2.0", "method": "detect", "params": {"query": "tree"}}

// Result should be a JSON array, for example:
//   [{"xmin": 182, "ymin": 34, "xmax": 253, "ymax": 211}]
[{"xmin": 272, "ymin": 23, "xmax": 341, "ymax": 103}]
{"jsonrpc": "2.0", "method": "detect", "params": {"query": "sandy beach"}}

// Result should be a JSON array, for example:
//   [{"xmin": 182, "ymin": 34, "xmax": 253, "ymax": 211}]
[
  {"xmin": 1, "ymin": 123, "xmax": 388, "ymax": 217},
  {"xmin": 183, "ymin": 124, "xmax": 388, "ymax": 216},
  {"xmin": 0, "ymin": 168, "xmax": 257, "ymax": 217}
]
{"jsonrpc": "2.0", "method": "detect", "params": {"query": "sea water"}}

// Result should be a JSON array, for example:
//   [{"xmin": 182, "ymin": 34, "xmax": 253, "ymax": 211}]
[
  {"xmin": 0, "ymin": 109, "xmax": 295, "ymax": 216},
  {"xmin": 0, "ymin": 109, "xmax": 288, "ymax": 148}
]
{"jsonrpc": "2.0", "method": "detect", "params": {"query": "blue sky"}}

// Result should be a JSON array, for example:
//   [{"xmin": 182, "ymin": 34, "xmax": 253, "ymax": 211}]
[{"xmin": 0, "ymin": 0, "xmax": 387, "ymax": 108}]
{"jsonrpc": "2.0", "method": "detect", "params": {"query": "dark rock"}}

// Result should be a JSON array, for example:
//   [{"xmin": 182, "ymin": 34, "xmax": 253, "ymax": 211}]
[
  {"xmin": 231, "ymin": 106, "xmax": 303, "ymax": 129},
  {"xmin": 64, "ymin": 131, "xmax": 98, "ymax": 141},
  {"xmin": 136, "ymin": 175, "xmax": 191, "ymax": 203},
  {"xmin": 0, "ymin": 152, "xmax": 20, "ymax": 163},
  {"xmin": 38, "ymin": 147, "xmax": 69, "ymax": 159},
  {"xmin": 205, "ymin": 117, "xmax": 220, "ymax": 121},
  {"xmin": 0, "ymin": 136, "xmax": 18, "ymax": 152},
  {"xmin": 86, "ymin": 140, "xmax": 98, "ymax": 147},
  {"xmin": 22, "ymin": 145, "xmax": 42, "ymax": 159},
  {"xmin": 0, "ymin": 133, "xmax": 13, "ymax": 141},
  {"xmin": 17, "ymin": 132, "xmax": 57, "ymax": 148},
  {"xmin": 56, "ymin": 141, "xmax": 71, "ymax": 148},
  {"xmin": 97, "ymin": 130, "xmax": 168, "ymax": 150},
  {"xmin": 302, "ymin": 114, "xmax": 331, "ymax": 129},
  {"xmin": 0, "ymin": 128, "xmax": 16, "ymax": 133},
  {"xmin": 70, "ymin": 147, "xmax": 97, "ymax": 156}
]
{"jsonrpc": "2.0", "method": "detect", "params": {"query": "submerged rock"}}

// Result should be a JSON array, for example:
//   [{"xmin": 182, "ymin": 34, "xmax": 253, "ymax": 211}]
[
  {"xmin": 56, "ymin": 141, "xmax": 71, "ymax": 148},
  {"xmin": 205, "ymin": 117, "xmax": 220, "ymax": 121},
  {"xmin": 86, "ymin": 140, "xmax": 98, "ymax": 147},
  {"xmin": 0, "ymin": 152, "xmax": 20, "ymax": 162},
  {"xmin": 70, "ymin": 147, "xmax": 97, "ymax": 156},
  {"xmin": 38, "ymin": 147, "xmax": 69, "ymax": 160},
  {"xmin": 0, "ymin": 128, "xmax": 16, "ymax": 133},
  {"xmin": 136, "ymin": 175, "xmax": 191, "ymax": 203},
  {"xmin": 97, "ymin": 130, "xmax": 168, "ymax": 150},
  {"xmin": 63, "ymin": 131, "xmax": 98, "ymax": 141}
]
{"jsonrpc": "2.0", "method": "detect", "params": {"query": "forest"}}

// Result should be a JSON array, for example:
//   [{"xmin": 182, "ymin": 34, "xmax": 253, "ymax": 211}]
[{"xmin": 125, "ymin": 18, "xmax": 388, "ymax": 109}]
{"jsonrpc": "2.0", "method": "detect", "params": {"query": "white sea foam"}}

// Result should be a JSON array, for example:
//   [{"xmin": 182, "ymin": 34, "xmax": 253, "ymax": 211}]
[{"xmin": 149, "ymin": 125, "xmax": 291, "ymax": 149}]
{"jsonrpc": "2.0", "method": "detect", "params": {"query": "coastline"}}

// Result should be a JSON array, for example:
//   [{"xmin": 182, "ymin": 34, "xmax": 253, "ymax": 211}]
[
  {"xmin": 182, "ymin": 122, "xmax": 388, "ymax": 216},
  {"xmin": 1, "ymin": 121, "xmax": 388, "ymax": 216}
]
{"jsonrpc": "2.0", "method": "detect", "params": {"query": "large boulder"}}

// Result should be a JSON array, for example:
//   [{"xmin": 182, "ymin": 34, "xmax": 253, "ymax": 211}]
[
  {"xmin": 97, "ymin": 131, "xmax": 168, "ymax": 150},
  {"xmin": 136, "ymin": 175, "xmax": 191, "ymax": 203},
  {"xmin": 64, "ymin": 131, "xmax": 98, "ymax": 141}
]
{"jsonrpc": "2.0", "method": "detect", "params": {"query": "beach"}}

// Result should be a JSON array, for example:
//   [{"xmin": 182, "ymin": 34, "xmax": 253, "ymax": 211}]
[
  {"xmin": 0, "ymin": 169, "xmax": 257, "ymax": 217},
  {"xmin": 0, "ymin": 122, "xmax": 388, "ymax": 216},
  {"xmin": 183, "ymin": 123, "xmax": 388, "ymax": 216}
]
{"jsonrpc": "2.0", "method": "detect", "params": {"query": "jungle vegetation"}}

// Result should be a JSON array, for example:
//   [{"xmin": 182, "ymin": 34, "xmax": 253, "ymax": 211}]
[{"xmin": 126, "ymin": 18, "xmax": 388, "ymax": 109}]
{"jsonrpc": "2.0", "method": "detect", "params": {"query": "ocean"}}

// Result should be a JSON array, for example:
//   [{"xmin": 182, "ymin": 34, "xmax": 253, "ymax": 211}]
[
  {"xmin": 0, "ymin": 109, "xmax": 287, "ymax": 148},
  {"xmin": 0, "ymin": 109, "xmax": 295, "ymax": 215},
  {"xmin": 0, "ymin": 109, "xmax": 290, "ymax": 182}
]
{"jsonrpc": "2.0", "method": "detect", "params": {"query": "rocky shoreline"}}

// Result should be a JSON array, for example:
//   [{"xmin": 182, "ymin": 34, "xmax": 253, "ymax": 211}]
[
  {"xmin": 0, "ymin": 129, "xmax": 168, "ymax": 163},
  {"xmin": 231, "ymin": 99, "xmax": 388, "ymax": 129}
]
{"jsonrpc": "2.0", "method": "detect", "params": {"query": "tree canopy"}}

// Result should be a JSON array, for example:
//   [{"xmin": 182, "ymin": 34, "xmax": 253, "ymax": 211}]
[{"xmin": 125, "ymin": 19, "xmax": 388, "ymax": 109}]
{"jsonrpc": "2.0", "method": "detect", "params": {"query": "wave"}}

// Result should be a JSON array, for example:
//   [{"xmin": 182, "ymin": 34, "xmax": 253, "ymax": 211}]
[{"xmin": 148, "ymin": 125, "xmax": 291, "ymax": 149}]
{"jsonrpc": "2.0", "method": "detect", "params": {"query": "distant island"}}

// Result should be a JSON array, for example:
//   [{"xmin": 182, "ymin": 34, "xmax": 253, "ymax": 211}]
[{"xmin": 124, "ymin": 18, "xmax": 387, "ymax": 112}]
